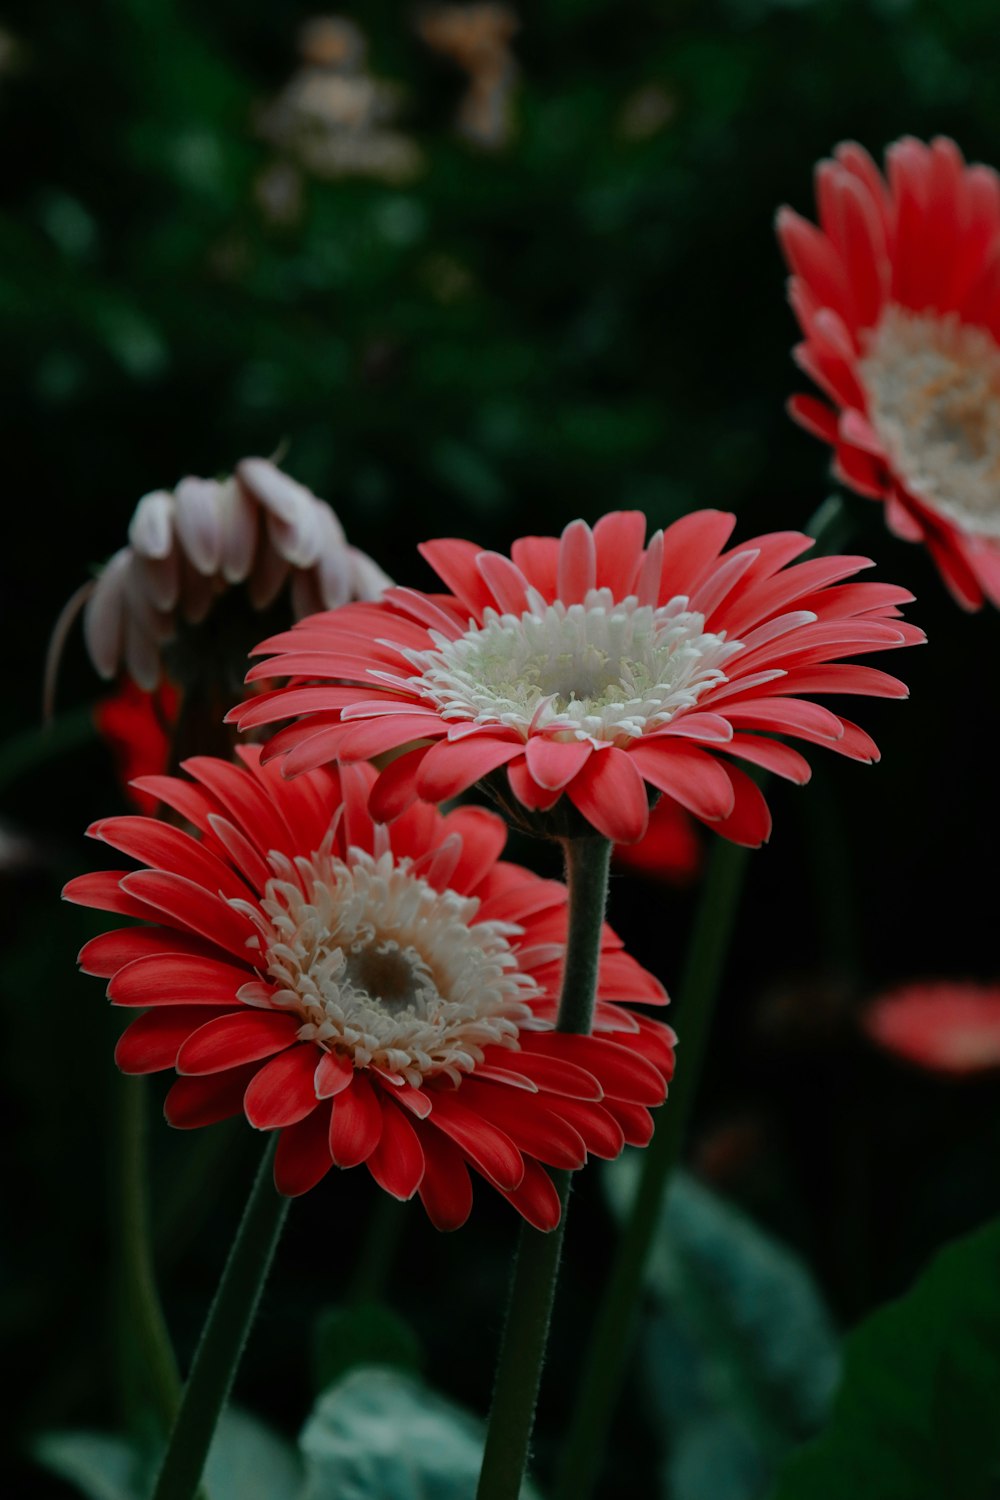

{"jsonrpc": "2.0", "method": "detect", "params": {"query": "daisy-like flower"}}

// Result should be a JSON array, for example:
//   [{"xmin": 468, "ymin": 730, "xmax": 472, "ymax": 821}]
[
  {"xmin": 779, "ymin": 136, "xmax": 1000, "ymax": 609},
  {"xmin": 65, "ymin": 750, "xmax": 673, "ymax": 1230},
  {"xmin": 82, "ymin": 457, "xmax": 391, "ymax": 692},
  {"xmin": 864, "ymin": 980, "xmax": 1000, "ymax": 1077},
  {"xmin": 229, "ymin": 510, "xmax": 922, "ymax": 846}
]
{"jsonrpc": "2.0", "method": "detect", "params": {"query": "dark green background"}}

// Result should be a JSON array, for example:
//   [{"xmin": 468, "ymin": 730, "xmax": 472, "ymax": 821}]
[{"xmin": 4, "ymin": 1, "xmax": 1000, "ymax": 1495}]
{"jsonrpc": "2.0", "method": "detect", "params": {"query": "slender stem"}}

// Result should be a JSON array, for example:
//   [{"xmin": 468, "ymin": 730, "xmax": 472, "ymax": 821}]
[
  {"xmin": 553, "ymin": 836, "xmax": 751, "ymax": 1500},
  {"xmin": 347, "ymin": 1194, "xmax": 407, "ymax": 1306},
  {"xmin": 152, "ymin": 1137, "xmax": 290, "ymax": 1500},
  {"xmin": 553, "ymin": 492, "xmax": 854, "ymax": 1500},
  {"xmin": 476, "ymin": 836, "xmax": 612, "ymax": 1500},
  {"xmin": 115, "ymin": 1074, "xmax": 182, "ymax": 1437}
]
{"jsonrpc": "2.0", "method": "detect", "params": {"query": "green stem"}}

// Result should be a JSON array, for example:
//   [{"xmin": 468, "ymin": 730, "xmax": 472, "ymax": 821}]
[
  {"xmin": 476, "ymin": 836, "xmax": 612, "ymax": 1500},
  {"xmin": 115, "ymin": 1074, "xmax": 182, "ymax": 1437},
  {"xmin": 152, "ymin": 1137, "xmax": 290, "ymax": 1500},
  {"xmin": 347, "ymin": 1194, "xmax": 407, "ymax": 1306},
  {"xmin": 553, "ymin": 493, "xmax": 854, "ymax": 1500}
]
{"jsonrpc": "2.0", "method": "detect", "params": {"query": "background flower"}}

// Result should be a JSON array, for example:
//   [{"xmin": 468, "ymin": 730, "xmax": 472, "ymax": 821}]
[
  {"xmin": 66, "ymin": 750, "xmax": 673, "ymax": 1230},
  {"xmin": 864, "ymin": 979, "xmax": 1000, "ymax": 1076},
  {"xmin": 81, "ymin": 457, "xmax": 391, "ymax": 692},
  {"xmin": 779, "ymin": 136, "xmax": 1000, "ymax": 610},
  {"xmin": 233, "ymin": 509, "xmax": 922, "ymax": 845}
]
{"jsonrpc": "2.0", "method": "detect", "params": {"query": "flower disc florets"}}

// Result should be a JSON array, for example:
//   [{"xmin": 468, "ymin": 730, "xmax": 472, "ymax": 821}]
[
  {"xmin": 400, "ymin": 591, "xmax": 742, "ymax": 745},
  {"xmin": 236, "ymin": 845, "xmax": 538, "ymax": 1087},
  {"xmin": 861, "ymin": 308, "xmax": 1000, "ymax": 540}
]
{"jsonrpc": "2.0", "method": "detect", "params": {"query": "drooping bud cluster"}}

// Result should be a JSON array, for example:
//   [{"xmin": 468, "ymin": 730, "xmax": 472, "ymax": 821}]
[{"xmin": 82, "ymin": 458, "xmax": 391, "ymax": 690}]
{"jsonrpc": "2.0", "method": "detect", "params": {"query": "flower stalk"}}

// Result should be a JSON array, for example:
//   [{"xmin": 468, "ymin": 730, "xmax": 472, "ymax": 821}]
[
  {"xmin": 115, "ymin": 1074, "xmax": 182, "ymax": 1437},
  {"xmin": 476, "ymin": 836, "xmax": 612, "ymax": 1500},
  {"xmin": 554, "ymin": 492, "xmax": 855, "ymax": 1500},
  {"xmin": 152, "ymin": 1137, "xmax": 289, "ymax": 1500}
]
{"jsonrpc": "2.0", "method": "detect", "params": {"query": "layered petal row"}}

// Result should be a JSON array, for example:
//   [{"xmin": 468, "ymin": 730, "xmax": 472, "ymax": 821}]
[{"xmin": 231, "ymin": 509, "xmax": 922, "ymax": 845}]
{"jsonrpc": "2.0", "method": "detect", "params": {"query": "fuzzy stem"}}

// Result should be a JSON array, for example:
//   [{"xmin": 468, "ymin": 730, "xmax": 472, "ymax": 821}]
[
  {"xmin": 115, "ymin": 1074, "xmax": 182, "ymax": 1437},
  {"xmin": 476, "ymin": 836, "xmax": 612, "ymax": 1500},
  {"xmin": 553, "ymin": 491, "xmax": 854, "ymax": 1500},
  {"xmin": 152, "ymin": 1137, "xmax": 289, "ymax": 1500}
]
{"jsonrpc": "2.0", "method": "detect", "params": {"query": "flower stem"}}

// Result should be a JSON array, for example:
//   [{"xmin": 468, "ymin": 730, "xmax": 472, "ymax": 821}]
[
  {"xmin": 476, "ymin": 836, "xmax": 612, "ymax": 1500},
  {"xmin": 152, "ymin": 1137, "xmax": 289, "ymax": 1500},
  {"xmin": 115, "ymin": 1074, "xmax": 182, "ymax": 1437},
  {"xmin": 553, "ymin": 491, "xmax": 855, "ymax": 1500}
]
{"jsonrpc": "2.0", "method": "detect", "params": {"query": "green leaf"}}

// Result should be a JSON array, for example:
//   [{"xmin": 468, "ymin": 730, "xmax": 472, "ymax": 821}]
[
  {"xmin": 770, "ymin": 1217, "xmax": 1000, "ymax": 1500},
  {"xmin": 34, "ymin": 1409, "xmax": 301, "ymax": 1500},
  {"xmin": 299, "ymin": 1366, "xmax": 541, "ymax": 1500},
  {"xmin": 313, "ymin": 1300, "xmax": 422, "ymax": 1394},
  {"xmin": 605, "ymin": 1156, "xmax": 840, "ymax": 1500},
  {"xmin": 33, "ymin": 1431, "xmax": 144, "ymax": 1500},
  {"xmin": 204, "ymin": 1408, "xmax": 302, "ymax": 1500}
]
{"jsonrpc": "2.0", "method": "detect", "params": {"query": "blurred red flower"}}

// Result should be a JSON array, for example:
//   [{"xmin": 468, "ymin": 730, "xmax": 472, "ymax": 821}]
[
  {"xmin": 779, "ymin": 136, "xmax": 1000, "ymax": 609},
  {"xmin": 94, "ymin": 680, "xmax": 174, "ymax": 815},
  {"xmin": 864, "ymin": 980, "xmax": 1000, "ymax": 1076}
]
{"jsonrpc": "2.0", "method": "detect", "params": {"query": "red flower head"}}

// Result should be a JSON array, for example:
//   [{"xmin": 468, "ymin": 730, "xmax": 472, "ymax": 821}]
[
  {"xmin": 230, "ymin": 511, "xmax": 922, "ymax": 846},
  {"xmin": 65, "ymin": 750, "xmax": 673, "ymax": 1230},
  {"xmin": 613, "ymin": 796, "xmax": 701, "ymax": 886},
  {"xmin": 864, "ymin": 980, "xmax": 1000, "ymax": 1077},
  {"xmin": 779, "ymin": 136, "xmax": 1000, "ymax": 609},
  {"xmin": 94, "ymin": 680, "xmax": 174, "ymax": 814}
]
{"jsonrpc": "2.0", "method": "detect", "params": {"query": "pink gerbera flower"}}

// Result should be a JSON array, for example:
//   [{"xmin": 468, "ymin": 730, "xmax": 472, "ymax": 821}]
[
  {"xmin": 779, "ymin": 136, "xmax": 1000, "ymax": 609},
  {"xmin": 864, "ymin": 980, "xmax": 1000, "ymax": 1077},
  {"xmin": 65, "ymin": 750, "xmax": 672, "ymax": 1230},
  {"xmin": 229, "ymin": 510, "xmax": 922, "ymax": 845}
]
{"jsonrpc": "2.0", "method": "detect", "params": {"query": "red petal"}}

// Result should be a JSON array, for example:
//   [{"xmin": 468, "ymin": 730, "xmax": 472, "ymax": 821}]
[
  {"xmin": 164, "ymin": 1065, "xmax": 259, "ymax": 1128},
  {"xmin": 494, "ymin": 1157, "xmax": 562, "ymax": 1232},
  {"xmin": 177, "ymin": 1011, "xmax": 300, "ymax": 1074},
  {"xmin": 244, "ymin": 1044, "xmax": 321, "ymax": 1128},
  {"xmin": 329, "ymin": 1073, "xmax": 384, "ymax": 1167},
  {"xmin": 425, "ymin": 1089, "xmax": 524, "ymax": 1190},
  {"xmin": 519, "ymin": 1033, "xmax": 667, "ymax": 1106},
  {"xmin": 566, "ymin": 748, "xmax": 649, "ymax": 843},
  {"xmin": 274, "ymin": 1104, "xmax": 334, "ymax": 1195},
  {"xmin": 416, "ymin": 1125, "xmax": 474, "ymax": 1231},
  {"xmin": 416, "ymin": 735, "xmax": 523, "ymax": 803},
  {"xmin": 115, "ymin": 1007, "xmax": 232, "ymax": 1074},
  {"xmin": 457, "ymin": 1079, "xmax": 588, "ymax": 1170},
  {"xmin": 108, "ymin": 953, "xmax": 252, "ymax": 1007},
  {"xmin": 366, "ymin": 1098, "xmax": 426, "ymax": 1199}
]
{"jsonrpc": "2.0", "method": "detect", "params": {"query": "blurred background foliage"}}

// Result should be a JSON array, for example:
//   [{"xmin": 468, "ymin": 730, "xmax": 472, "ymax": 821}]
[{"xmin": 5, "ymin": 0, "xmax": 1000, "ymax": 1496}]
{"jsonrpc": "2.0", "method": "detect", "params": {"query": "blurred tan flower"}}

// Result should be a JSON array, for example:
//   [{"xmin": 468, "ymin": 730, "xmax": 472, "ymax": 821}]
[
  {"xmin": 81, "ymin": 458, "xmax": 391, "ymax": 691},
  {"xmin": 417, "ymin": 4, "xmax": 519, "ymax": 149},
  {"xmin": 257, "ymin": 15, "xmax": 422, "ymax": 192}
]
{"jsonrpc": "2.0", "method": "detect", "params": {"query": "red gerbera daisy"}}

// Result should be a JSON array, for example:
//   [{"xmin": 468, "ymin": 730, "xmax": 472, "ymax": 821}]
[
  {"xmin": 229, "ymin": 510, "xmax": 922, "ymax": 846},
  {"xmin": 779, "ymin": 135, "xmax": 1000, "ymax": 609},
  {"xmin": 65, "ymin": 749, "xmax": 673, "ymax": 1230},
  {"xmin": 864, "ymin": 979, "xmax": 1000, "ymax": 1077}
]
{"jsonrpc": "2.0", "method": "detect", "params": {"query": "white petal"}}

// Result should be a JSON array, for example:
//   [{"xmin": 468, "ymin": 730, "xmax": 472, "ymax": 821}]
[
  {"xmin": 128, "ymin": 490, "xmax": 175, "ymax": 560},
  {"xmin": 220, "ymin": 476, "xmax": 259, "ymax": 584},
  {"xmin": 82, "ymin": 548, "xmax": 131, "ymax": 679},
  {"xmin": 349, "ymin": 547, "xmax": 393, "ymax": 601},
  {"xmin": 247, "ymin": 542, "xmax": 290, "ymax": 610},
  {"xmin": 175, "ymin": 477, "xmax": 224, "ymax": 576}
]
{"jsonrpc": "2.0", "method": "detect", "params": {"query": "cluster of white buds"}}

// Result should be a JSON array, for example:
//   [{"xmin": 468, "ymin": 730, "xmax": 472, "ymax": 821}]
[{"xmin": 82, "ymin": 458, "xmax": 391, "ymax": 691}]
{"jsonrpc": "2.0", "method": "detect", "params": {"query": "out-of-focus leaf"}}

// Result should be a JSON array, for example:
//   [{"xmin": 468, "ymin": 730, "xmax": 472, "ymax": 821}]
[
  {"xmin": 34, "ymin": 1408, "xmax": 301, "ymax": 1500},
  {"xmin": 204, "ymin": 1407, "xmax": 302, "ymax": 1500},
  {"xmin": 313, "ymin": 1300, "xmax": 421, "ymax": 1394},
  {"xmin": 605, "ymin": 1156, "xmax": 840, "ymax": 1500},
  {"xmin": 770, "ymin": 1217, "xmax": 1000, "ymax": 1500},
  {"xmin": 299, "ymin": 1366, "xmax": 541, "ymax": 1500}
]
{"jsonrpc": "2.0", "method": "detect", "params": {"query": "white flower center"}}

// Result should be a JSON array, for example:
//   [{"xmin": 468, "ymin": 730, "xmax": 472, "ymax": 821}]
[
  {"xmin": 234, "ymin": 846, "xmax": 538, "ymax": 1087},
  {"xmin": 400, "ymin": 590, "xmax": 742, "ymax": 744},
  {"xmin": 860, "ymin": 306, "xmax": 1000, "ymax": 538}
]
